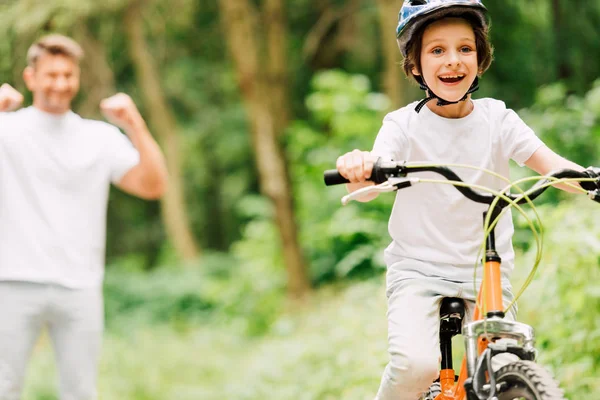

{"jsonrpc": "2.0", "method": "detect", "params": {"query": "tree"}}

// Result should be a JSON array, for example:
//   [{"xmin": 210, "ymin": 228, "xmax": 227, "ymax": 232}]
[
  {"xmin": 218, "ymin": 0, "xmax": 311, "ymax": 298},
  {"xmin": 123, "ymin": 0, "xmax": 200, "ymax": 261},
  {"xmin": 74, "ymin": 23, "xmax": 116, "ymax": 118},
  {"xmin": 375, "ymin": 0, "xmax": 406, "ymax": 108}
]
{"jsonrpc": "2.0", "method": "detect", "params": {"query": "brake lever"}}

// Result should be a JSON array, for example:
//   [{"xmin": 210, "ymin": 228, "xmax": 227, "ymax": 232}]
[
  {"xmin": 341, "ymin": 177, "xmax": 420, "ymax": 205},
  {"xmin": 588, "ymin": 190, "xmax": 600, "ymax": 203}
]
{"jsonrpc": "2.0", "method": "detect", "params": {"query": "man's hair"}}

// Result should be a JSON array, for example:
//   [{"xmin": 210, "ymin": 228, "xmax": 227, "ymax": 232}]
[
  {"xmin": 26, "ymin": 34, "xmax": 84, "ymax": 68},
  {"xmin": 401, "ymin": 15, "xmax": 493, "ymax": 83}
]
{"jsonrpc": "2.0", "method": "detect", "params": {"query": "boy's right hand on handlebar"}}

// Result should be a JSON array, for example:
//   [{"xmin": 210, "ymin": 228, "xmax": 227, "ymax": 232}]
[
  {"xmin": 336, "ymin": 149, "xmax": 379, "ymax": 183},
  {"xmin": 0, "ymin": 84, "xmax": 24, "ymax": 112}
]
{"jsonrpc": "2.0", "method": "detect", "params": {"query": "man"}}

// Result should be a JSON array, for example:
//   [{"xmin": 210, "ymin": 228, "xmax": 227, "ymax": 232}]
[{"xmin": 0, "ymin": 34, "xmax": 168, "ymax": 399}]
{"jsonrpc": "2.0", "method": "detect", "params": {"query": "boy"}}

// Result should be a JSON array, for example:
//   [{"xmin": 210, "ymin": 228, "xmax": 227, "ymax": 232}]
[{"xmin": 336, "ymin": 1, "xmax": 596, "ymax": 399}]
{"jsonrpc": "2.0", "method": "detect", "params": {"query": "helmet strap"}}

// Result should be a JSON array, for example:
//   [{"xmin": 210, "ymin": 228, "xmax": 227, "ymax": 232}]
[{"xmin": 414, "ymin": 76, "xmax": 480, "ymax": 113}]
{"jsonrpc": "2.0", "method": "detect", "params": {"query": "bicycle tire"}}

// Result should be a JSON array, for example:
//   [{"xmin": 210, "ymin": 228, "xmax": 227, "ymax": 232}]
[{"xmin": 495, "ymin": 360, "xmax": 565, "ymax": 400}]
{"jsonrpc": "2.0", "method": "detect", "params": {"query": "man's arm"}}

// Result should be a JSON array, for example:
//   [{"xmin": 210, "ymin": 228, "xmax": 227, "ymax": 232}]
[
  {"xmin": 100, "ymin": 93, "xmax": 168, "ymax": 200},
  {"xmin": 0, "ymin": 84, "xmax": 24, "ymax": 112},
  {"xmin": 524, "ymin": 145, "xmax": 585, "ymax": 193}
]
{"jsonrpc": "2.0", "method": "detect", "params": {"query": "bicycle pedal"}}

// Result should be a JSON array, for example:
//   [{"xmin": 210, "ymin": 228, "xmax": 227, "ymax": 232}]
[{"xmin": 420, "ymin": 382, "xmax": 441, "ymax": 400}]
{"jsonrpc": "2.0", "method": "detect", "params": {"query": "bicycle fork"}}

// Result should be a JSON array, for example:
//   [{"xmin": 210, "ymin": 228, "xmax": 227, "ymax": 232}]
[{"xmin": 461, "ymin": 256, "xmax": 536, "ymax": 399}]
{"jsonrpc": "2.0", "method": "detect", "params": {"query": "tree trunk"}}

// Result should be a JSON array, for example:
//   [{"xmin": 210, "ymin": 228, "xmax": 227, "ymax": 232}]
[
  {"xmin": 218, "ymin": 0, "xmax": 311, "ymax": 299},
  {"xmin": 302, "ymin": 0, "xmax": 360, "ymax": 69},
  {"xmin": 335, "ymin": 0, "xmax": 360, "ymax": 55},
  {"xmin": 123, "ymin": 1, "xmax": 200, "ymax": 261},
  {"xmin": 73, "ymin": 23, "xmax": 116, "ymax": 118},
  {"xmin": 376, "ymin": 0, "xmax": 405, "ymax": 109},
  {"xmin": 264, "ymin": 0, "xmax": 290, "ymax": 134},
  {"xmin": 551, "ymin": 0, "xmax": 570, "ymax": 80}
]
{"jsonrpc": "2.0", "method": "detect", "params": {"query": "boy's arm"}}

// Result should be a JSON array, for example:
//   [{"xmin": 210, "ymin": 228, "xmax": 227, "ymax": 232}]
[
  {"xmin": 339, "ymin": 114, "xmax": 408, "ymax": 202},
  {"xmin": 524, "ymin": 145, "xmax": 585, "ymax": 193}
]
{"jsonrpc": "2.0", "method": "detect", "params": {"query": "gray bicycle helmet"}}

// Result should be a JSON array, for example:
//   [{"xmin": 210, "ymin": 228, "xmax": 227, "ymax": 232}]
[{"xmin": 397, "ymin": 0, "xmax": 488, "ymax": 56}]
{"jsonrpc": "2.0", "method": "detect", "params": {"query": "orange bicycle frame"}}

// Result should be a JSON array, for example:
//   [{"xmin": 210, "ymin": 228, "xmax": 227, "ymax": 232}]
[{"xmin": 435, "ymin": 258, "xmax": 503, "ymax": 400}]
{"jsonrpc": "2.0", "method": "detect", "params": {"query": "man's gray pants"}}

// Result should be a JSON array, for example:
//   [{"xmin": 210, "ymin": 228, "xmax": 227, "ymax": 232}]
[{"xmin": 0, "ymin": 281, "xmax": 103, "ymax": 400}]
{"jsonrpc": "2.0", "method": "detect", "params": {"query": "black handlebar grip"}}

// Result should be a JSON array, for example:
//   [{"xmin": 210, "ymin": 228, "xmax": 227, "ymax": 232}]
[{"xmin": 324, "ymin": 170, "xmax": 350, "ymax": 186}]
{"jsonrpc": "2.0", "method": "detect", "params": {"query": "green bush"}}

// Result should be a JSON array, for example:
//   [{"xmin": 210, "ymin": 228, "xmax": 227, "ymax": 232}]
[
  {"xmin": 26, "ymin": 280, "xmax": 389, "ymax": 400},
  {"xmin": 520, "ymin": 80, "xmax": 600, "ymax": 169},
  {"xmin": 511, "ymin": 78, "xmax": 600, "ymax": 249},
  {"xmin": 514, "ymin": 197, "xmax": 600, "ymax": 397},
  {"xmin": 288, "ymin": 70, "xmax": 393, "ymax": 284},
  {"xmin": 104, "ymin": 247, "xmax": 285, "ymax": 337}
]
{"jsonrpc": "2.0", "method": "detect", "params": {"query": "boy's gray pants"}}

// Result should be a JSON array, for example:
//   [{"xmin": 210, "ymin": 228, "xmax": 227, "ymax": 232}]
[
  {"xmin": 374, "ymin": 260, "xmax": 517, "ymax": 400},
  {"xmin": 0, "ymin": 281, "xmax": 103, "ymax": 400}
]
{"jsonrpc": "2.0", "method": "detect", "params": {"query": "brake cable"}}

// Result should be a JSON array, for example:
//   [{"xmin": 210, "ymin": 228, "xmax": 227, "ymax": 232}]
[{"xmin": 385, "ymin": 163, "xmax": 593, "ymax": 315}]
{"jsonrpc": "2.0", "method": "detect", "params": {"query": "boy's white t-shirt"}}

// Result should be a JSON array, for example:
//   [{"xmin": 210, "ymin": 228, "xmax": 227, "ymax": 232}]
[
  {"xmin": 372, "ymin": 98, "xmax": 544, "ymax": 280},
  {"xmin": 0, "ymin": 107, "xmax": 140, "ymax": 288}
]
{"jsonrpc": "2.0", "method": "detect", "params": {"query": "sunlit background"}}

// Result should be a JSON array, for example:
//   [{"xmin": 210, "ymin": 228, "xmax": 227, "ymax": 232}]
[{"xmin": 0, "ymin": 0, "xmax": 599, "ymax": 398}]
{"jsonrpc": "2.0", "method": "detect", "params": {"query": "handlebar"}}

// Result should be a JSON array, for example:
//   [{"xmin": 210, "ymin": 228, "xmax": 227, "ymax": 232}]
[
  {"xmin": 324, "ymin": 159, "xmax": 600, "ymax": 207},
  {"xmin": 324, "ymin": 160, "xmax": 403, "ymax": 186}
]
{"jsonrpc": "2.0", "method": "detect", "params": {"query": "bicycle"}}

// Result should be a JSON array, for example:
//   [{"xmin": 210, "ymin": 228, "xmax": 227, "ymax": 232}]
[{"xmin": 323, "ymin": 159, "xmax": 600, "ymax": 400}]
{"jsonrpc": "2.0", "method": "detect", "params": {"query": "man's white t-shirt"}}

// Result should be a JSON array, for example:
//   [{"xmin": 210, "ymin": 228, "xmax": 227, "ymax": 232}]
[
  {"xmin": 0, "ymin": 107, "xmax": 140, "ymax": 288},
  {"xmin": 372, "ymin": 98, "xmax": 544, "ymax": 281}
]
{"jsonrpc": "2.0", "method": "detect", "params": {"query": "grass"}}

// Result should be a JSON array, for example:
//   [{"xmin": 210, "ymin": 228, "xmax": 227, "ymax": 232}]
[
  {"xmin": 23, "ymin": 280, "xmax": 389, "ymax": 400},
  {"xmin": 22, "ymin": 235, "xmax": 600, "ymax": 400}
]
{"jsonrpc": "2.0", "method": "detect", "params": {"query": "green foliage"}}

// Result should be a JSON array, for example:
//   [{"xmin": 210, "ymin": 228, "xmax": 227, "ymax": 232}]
[
  {"xmin": 288, "ymin": 70, "xmax": 392, "ymax": 283},
  {"xmin": 508, "ymin": 83, "xmax": 600, "ymax": 398},
  {"xmin": 521, "ymin": 80, "xmax": 600, "ymax": 168},
  {"xmin": 104, "ymin": 246, "xmax": 284, "ymax": 337},
  {"xmin": 25, "ymin": 280, "xmax": 388, "ymax": 400},
  {"xmin": 506, "ymin": 79, "xmax": 600, "ymax": 214},
  {"xmin": 480, "ymin": 0, "xmax": 550, "ymax": 106},
  {"xmin": 25, "ymin": 219, "xmax": 600, "ymax": 399},
  {"xmin": 481, "ymin": 0, "xmax": 600, "ymax": 106},
  {"xmin": 514, "ymin": 197, "xmax": 600, "ymax": 397}
]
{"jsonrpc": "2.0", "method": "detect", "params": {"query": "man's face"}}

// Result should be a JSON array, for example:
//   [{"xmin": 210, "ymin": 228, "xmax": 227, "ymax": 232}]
[{"xmin": 24, "ymin": 53, "xmax": 80, "ymax": 114}]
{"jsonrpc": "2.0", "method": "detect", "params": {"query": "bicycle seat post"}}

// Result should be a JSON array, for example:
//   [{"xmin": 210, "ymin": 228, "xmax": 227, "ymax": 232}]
[{"xmin": 438, "ymin": 298, "xmax": 465, "ymax": 393}]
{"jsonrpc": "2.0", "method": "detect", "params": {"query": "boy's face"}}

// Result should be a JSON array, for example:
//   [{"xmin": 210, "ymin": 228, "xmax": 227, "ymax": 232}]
[
  {"xmin": 23, "ymin": 53, "xmax": 81, "ymax": 114},
  {"xmin": 413, "ymin": 18, "xmax": 478, "ymax": 103}
]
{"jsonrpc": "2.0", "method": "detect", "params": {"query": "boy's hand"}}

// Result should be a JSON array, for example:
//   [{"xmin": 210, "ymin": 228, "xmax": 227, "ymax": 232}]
[
  {"xmin": 100, "ymin": 93, "xmax": 145, "ymax": 133},
  {"xmin": 336, "ymin": 149, "xmax": 378, "ymax": 183},
  {"xmin": 0, "ymin": 84, "xmax": 24, "ymax": 112}
]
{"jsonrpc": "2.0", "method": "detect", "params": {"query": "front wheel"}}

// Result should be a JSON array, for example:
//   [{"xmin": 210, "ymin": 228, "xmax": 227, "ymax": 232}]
[{"xmin": 495, "ymin": 360, "xmax": 565, "ymax": 400}]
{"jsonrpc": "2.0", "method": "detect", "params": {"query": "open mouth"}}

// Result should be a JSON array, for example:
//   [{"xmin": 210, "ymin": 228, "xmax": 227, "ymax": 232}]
[{"xmin": 438, "ymin": 75, "xmax": 465, "ymax": 84}]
